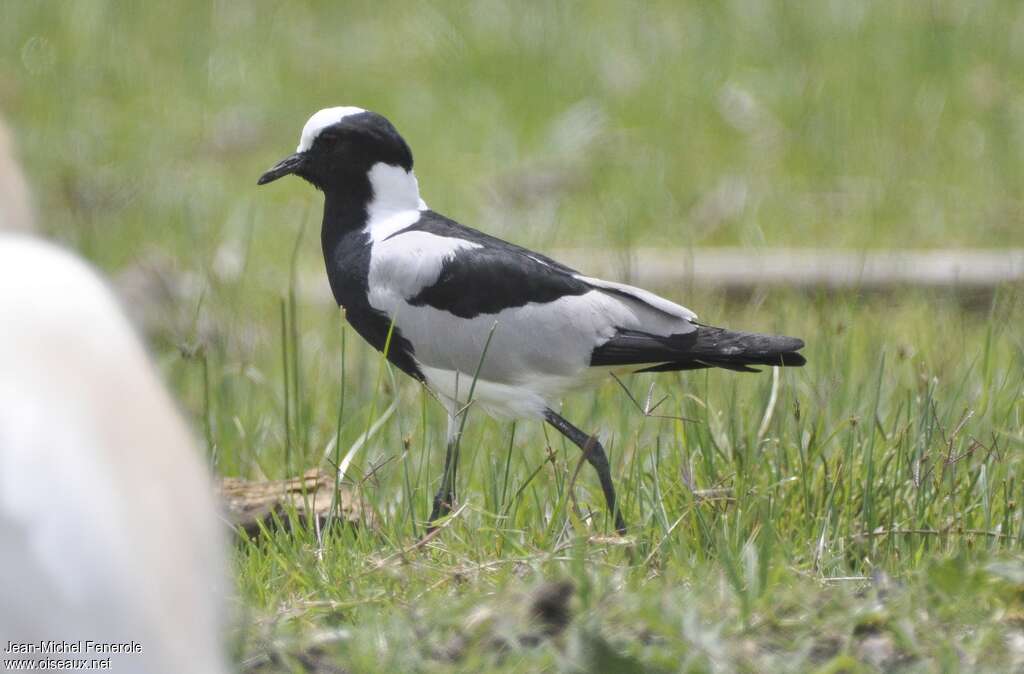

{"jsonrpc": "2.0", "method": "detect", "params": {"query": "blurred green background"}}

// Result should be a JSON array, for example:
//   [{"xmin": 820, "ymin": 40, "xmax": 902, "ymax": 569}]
[{"xmin": 4, "ymin": 0, "xmax": 1023, "ymax": 272}]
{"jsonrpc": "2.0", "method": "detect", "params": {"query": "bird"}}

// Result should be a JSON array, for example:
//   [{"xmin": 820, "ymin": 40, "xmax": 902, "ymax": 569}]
[
  {"xmin": 0, "ymin": 232, "xmax": 228, "ymax": 669},
  {"xmin": 258, "ymin": 106, "xmax": 806, "ymax": 533}
]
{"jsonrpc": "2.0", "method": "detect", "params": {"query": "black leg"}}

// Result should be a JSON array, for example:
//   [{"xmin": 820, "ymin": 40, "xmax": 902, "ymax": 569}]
[
  {"xmin": 544, "ymin": 409, "xmax": 627, "ymax": 534},
  {"xmin": 428, "ymin": 436, "xmax": 458, "ymax": 527}
]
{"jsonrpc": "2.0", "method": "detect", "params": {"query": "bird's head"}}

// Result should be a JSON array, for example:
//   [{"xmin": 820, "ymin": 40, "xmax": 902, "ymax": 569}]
[{"xmin": 257, "ymin": 107, "xmax": 414, "ymax": 193}]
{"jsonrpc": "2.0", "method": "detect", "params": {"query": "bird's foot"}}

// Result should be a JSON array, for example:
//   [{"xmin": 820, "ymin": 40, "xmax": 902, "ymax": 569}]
[{"xmin": 426, "ymin": 491, "xmax": 455, "ymax": 533}]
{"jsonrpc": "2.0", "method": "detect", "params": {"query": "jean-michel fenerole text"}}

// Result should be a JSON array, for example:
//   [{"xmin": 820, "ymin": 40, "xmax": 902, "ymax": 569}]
[{"xmin": 5, "ymin": 640, "xmax": 142, "ymax": 654}]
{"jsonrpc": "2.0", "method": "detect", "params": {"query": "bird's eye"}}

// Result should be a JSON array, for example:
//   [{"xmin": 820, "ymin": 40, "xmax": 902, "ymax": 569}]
[{"xmin": 318, "ymin": 131, "xmax": 342, "ymax": 147}]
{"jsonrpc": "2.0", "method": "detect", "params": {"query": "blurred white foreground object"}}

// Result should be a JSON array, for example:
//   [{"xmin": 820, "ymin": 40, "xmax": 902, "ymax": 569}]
[
  {"xmin": 0, "ymin": 119, "xmax": 33, "ymax": 232},
  {"xmin": 0, "ymin": 235, "xmax": 228, "ymax": 674}
]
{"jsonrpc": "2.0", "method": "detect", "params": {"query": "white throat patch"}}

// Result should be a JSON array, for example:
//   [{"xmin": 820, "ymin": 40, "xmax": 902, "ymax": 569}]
[
  {"xmin": 296, "ymin": 106, "xmax": 366, "ymax": 152},
  {"xmin": 364, "ymin": 162, "xmax": 429, "ymax": 242}
]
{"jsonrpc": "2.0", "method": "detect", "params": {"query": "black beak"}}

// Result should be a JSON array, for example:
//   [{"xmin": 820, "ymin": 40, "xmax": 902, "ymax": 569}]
[{"xmin": 257, "ymin": 152, "xmax": 306, "ymax": 185}]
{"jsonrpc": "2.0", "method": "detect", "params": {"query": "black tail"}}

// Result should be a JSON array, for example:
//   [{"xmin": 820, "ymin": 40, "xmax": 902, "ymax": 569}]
[{"xmin": 591, "ymin": 325, "xmax": 806, "ymax": 374}]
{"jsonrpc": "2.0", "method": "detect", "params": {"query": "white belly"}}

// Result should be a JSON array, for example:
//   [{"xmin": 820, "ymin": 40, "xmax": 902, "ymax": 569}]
[{"xmin": 418, "ymin": 364, "xmax": 607, "ymax": 420}]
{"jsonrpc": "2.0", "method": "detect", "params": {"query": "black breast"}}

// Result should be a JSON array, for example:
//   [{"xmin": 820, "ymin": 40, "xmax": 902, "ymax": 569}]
[{"xmin": 321, "ymin": 227, "xmax": 424, "ymax": 382}]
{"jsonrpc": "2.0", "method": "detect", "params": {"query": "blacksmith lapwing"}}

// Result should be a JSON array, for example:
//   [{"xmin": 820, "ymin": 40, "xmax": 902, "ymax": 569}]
[{"xmin": 258, "ymin": 107, "xmax": 806, "ymax": 533}]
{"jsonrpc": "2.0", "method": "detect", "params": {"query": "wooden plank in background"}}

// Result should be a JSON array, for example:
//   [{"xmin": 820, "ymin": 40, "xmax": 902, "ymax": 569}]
[
  {"xmin": 293, "ymin": 248, "xmax": 1024, "ymax": 306},
  {"xmin": 549, "ymin": 248, "xmax": 1024, "ymax": 290}
]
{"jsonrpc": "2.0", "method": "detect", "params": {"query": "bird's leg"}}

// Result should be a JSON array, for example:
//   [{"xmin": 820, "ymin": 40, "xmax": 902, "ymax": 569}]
[
  {"xmin": 428, "ymin": 411, "xmax": 460, "ymax": 529},
  {"xmin": 544, "ymin": 409, "xmax": 627, "ymax": 534}
]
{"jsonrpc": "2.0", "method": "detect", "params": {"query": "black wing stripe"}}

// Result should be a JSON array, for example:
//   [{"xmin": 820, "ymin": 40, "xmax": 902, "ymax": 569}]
[
  {"xmin": 398, "ymin": 211, "xmax": 590, "ymax": 318},
  {"xmin": 591, "ymin": 326, "xmax": 806, "ymax": 370}
]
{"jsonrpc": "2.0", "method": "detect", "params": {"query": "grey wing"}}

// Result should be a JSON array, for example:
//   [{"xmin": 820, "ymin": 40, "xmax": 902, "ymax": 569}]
[{"xmin": 366, "ymin": 229, "xmax": 698, "ymax": 384}]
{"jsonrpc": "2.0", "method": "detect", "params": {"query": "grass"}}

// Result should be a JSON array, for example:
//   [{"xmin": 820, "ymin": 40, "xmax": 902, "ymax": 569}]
[
  {"xmin": 4, "ymin": 1, "xmax": 1024, "ymax": 671},
  {"xmin": 238, "ymin": 296, "xmax": 1023, "ymax": 667},
  {"xmin": 216, "ymin": 289, "xmax": 1024, "ymax": 672}
]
